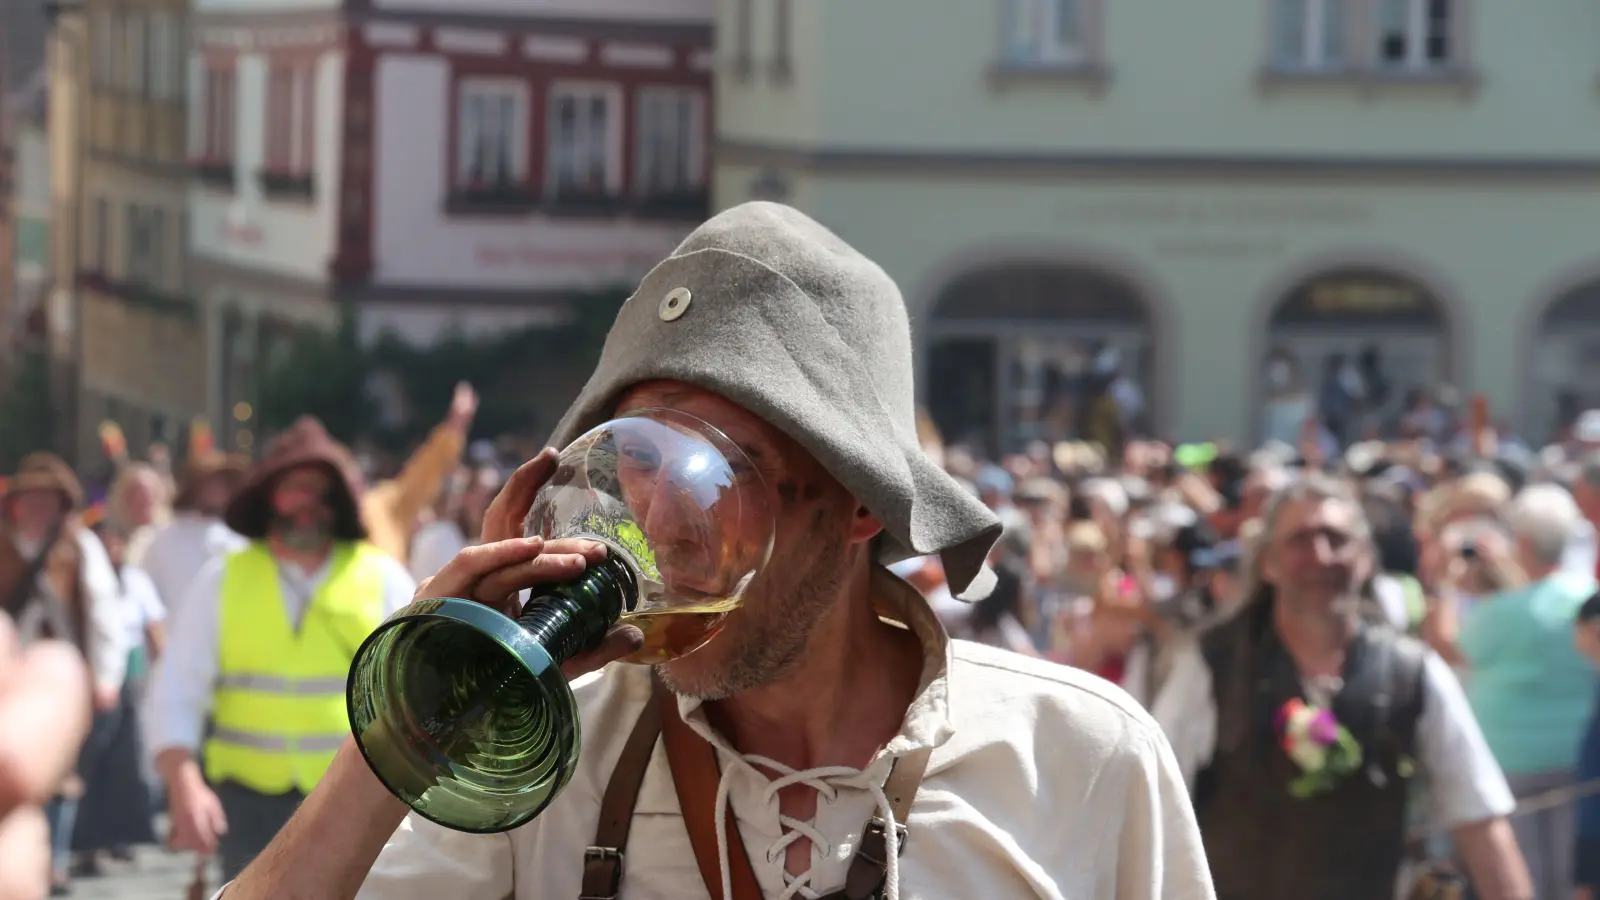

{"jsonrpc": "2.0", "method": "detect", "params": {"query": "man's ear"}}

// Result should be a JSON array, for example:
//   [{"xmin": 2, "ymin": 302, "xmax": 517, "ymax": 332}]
[{"xmin": 848, "ymin": 505, "xmax": 884, "ymax": 545}]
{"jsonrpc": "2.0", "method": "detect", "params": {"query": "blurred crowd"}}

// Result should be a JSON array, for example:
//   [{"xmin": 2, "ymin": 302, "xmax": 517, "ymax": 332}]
[
  {"xmin": 898, "ymin": 404, "xmax": 1600, "ymax": 899},
  {"xmin": 4, "ymin": 375, "xmax": 1600, "ymax": 898}
]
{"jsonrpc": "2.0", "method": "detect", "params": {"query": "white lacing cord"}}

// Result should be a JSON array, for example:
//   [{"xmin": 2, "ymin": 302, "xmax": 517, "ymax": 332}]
[{"xmin": 714, "ymin": 754, "xmax": 902, "ymax": 900}]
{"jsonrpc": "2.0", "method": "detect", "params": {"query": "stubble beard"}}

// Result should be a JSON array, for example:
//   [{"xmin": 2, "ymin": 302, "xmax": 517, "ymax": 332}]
[
  {"xmin": 1278, "ymin": 583, "xmax": 1363, "ymax": 633},
  {"xmin": 658, "ymin": 523, "xmax": 849, "ymax": 702}
]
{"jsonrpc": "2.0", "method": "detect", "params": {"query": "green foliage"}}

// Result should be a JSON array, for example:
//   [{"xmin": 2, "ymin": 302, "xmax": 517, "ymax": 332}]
[
  {"xmin": 256, "ymin": 302, "xmax": 375, "ymax": 445},
  {"xmin": 256, "ymin": 288, "xmax": 631, "ymax": 454},
  {"xmin": 0, "ymin": 349, "xmax": 58, "ymax": 470}
]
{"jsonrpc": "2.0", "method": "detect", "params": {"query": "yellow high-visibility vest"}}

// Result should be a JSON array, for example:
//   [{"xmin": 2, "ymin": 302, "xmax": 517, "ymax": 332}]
[{"xmin": 204, "ymin": 541, "xmax": 388, "ymax": 795}]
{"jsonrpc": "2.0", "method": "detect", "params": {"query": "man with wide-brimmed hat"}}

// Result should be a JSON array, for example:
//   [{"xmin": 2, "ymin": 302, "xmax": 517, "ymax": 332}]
[
  {"xmin": 1, "ymin": 451, "xmax": 130, "ymax": 893},
  {"xmin": 138, "ymin": 450, "xmax": 251, "ymax": 628},
  {"xmin": 221, "ymin": 203, "xmax": 1214, "ymax": 900},
  {"xmin": 145, "ymin": 417, "xmax": 417, "ymax": 882}
]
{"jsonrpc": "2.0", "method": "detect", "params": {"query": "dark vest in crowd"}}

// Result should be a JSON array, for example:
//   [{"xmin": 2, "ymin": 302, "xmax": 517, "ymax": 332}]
[{"xmin": 1193, "ymin": 601, "xmax": 1427, "ymax": 900}]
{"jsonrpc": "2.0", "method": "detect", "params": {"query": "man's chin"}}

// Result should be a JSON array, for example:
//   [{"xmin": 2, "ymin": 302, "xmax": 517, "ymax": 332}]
[{"xmin": 656, "ymin": 638, "xmax": 739, "ymax": 700}]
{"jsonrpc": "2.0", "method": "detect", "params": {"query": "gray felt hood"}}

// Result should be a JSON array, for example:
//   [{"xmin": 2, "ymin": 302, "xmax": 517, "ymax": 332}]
[{"xmin": 549, "ymin": 201, "xmax": 1000, "ymax": 600}]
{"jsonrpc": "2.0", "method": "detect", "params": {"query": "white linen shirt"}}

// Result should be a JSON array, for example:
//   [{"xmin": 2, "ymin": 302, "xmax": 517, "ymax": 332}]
[
  {"xmin": 11, "ymin": 528, "xmax": 129, "ymax": 692},
  {"xmin": 138, "ymin": 513, "xmax": 248, "ymax": 626},
  {"xmin": 340, "ymin": 571, "xmax": 1215, "ymax": 900}
]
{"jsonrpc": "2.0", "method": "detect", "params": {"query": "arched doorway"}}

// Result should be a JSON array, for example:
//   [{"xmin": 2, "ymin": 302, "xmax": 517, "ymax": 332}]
[
  {"xmin": 1529, "ymin": 278, "xmax": 1600, "ymax": 442},
  {"xmin": 923, "ymin": 263, "xmax": 1154, "ymax": 457},
  {"xmin": 1261, "ymin": 268, "xmax": 1449, "ymax": 446}
]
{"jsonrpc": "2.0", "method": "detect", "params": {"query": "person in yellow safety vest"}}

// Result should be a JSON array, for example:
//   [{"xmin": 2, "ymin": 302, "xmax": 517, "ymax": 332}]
[{"xmin": 144, "ymin": 416, "xmax": 418, "ymax": 881}]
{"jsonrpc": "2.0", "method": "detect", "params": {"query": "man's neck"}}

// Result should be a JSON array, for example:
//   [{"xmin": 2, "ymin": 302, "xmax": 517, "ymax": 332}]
[
  {"xmin": 1273, "ymin": 594, "xmax": 1357, "ymax": 679},
  {"xmin": 703, "ymin": 559, "xmax": 925, "ymax": 773},
  {"xmin": 268, "ymin": 536, "xmax": 333, "ymax": 573}
]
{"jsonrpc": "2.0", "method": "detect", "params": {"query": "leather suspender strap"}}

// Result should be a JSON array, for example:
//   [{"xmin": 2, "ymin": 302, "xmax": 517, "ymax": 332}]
[
  {"xmin": 579, "ymin": 689, "xmax": 663, "ymax": 900},
  {"xmin": 584, "ymin": 676, "xmax": 935, "ymax": 900},
  {"xmin": 655, "ymin": 677, "xmax": 765, "ymax": 900},
  {"xmin": 831, "ymin": 744, "xmax": 931, "ymax": 900}
]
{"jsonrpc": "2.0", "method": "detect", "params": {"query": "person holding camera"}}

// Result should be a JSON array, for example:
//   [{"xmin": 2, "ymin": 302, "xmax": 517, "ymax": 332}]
[{"xmin": 1423, "ymin": 485, "xmax": 1597, "ymax": 900}]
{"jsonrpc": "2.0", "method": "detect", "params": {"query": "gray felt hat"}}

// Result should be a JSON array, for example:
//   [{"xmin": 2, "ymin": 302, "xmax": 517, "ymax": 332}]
[{"xmin": 548, "ymin": 201, "xmax": 1002, "ymax": 600}]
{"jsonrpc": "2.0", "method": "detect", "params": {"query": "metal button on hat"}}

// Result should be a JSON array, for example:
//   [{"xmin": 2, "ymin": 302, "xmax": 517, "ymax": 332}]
[{"xmin": 659, "ymin": 287, "xmax": 692, "ymax": 321}]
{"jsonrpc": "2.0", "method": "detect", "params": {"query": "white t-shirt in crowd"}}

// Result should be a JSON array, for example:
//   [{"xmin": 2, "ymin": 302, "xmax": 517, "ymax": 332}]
[{"xmin": 119, "ymin": 564, "xmax": 166, "ymax": 651}]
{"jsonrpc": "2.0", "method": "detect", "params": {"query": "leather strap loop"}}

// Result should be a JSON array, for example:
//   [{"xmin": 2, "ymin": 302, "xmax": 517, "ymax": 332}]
[{"xmin": 580, "ymin": 688, "xmax": 663, "ymax": 900}]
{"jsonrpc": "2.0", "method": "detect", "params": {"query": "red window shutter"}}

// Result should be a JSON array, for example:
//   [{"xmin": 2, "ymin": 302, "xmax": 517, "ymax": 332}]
[
  {"xmin": 295, "ymin": 62, "xmax": 315, "ymax": 175},
  {"xmin": 266, "ymin": 64, "xmax": 293, "ymax": 171}
]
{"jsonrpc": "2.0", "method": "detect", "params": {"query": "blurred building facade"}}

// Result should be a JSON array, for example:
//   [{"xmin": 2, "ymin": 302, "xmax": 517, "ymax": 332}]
[
  {"xmin": 713, "ymin": 0, "xmax": 1600, "ymax": 451},
  {"xmin": 190, "ymin": 0, "xmax": 713, "ymax": 452},
  {"xmin": 74, "ymin": 0, "xmax": 200, "ymax": 459},
  {"xmin": 2, "ymin": 0, "xmax": 51, "ymax": 368}
]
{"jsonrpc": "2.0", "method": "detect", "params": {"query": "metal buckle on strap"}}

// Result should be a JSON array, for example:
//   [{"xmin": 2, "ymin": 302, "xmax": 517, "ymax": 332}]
[
  {"xmin": 855, "ymin": 817, "xmax": 909, "ymax": 869},
  {"xmin": 579, "ymin": 845, "xmax": 625, "ymax": 900}
]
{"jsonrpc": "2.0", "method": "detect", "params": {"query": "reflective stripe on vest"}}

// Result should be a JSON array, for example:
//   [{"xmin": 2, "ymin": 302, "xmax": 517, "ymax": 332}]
[{"xmin": 204, "ymin": 541, "xmax": 389, "ymax": 795}]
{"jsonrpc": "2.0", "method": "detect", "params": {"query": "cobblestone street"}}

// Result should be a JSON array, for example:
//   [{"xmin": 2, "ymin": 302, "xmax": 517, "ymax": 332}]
[{"xmin": 68, "ymin": 847, "xmax": 215, "ymax": 900}]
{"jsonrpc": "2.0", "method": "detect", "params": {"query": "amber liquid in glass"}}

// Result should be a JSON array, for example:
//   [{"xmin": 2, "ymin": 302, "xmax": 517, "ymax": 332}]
[{"xmin": 617, "ymin": 597, "xmax": 742, "ymax": 665}]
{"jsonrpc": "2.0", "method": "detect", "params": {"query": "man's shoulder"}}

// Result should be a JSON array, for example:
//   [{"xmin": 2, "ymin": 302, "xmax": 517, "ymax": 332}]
[{"xmin": 946, "ymin": 639, "xmax": 1165, "ymax": 748}]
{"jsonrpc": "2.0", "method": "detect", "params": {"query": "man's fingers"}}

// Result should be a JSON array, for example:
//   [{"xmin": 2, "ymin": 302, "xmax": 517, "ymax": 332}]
[
  {"xmin": 482, "ymin": 448, "xmax": 560, "ymax": 544},
  {"xmin": 0, "ymin": 805, "xmax": 50, "ymax": 900},
  {"xmin": 424, "ymin": 537, "xmax": 546, "ymax": 599},
  {"xmin": 0, "ymin": 642, "xmax": 89, "ymax": 813},
  {"xmin": 472, "ymin": 554, "xmax": 592, "ymax": 607},
  {"xmin": 541, "ymin": 539, "xmax": 609, "ymax": 565},
  {"xmin": 560, "ymin": 625, "xmax": 645, "ymax": 679}
]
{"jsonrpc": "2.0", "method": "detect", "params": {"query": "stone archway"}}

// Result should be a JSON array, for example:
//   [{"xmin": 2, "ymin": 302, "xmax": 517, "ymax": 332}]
[
  {"xmin": 1529, "ymin": 278, "xmax": 1600, "ymax": 442},
  {"xmin": 1261, "ymin": 268, "xmax": 1450, "ymax": 445},
  {"xmin": 923, "ymin": 263, "xmax": 1154, "ymax": 457}
]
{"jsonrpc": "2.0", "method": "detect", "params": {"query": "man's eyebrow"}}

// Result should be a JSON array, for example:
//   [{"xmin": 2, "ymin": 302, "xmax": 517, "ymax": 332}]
[{"xmin": 728, "ymin": 438, "xmax": 767, "ymax": 464}]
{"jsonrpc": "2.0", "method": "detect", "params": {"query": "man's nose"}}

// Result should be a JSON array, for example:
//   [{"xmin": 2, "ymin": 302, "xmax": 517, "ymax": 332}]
[
  {"xmin": 1309, "ymin": 535, "xmax": 1339, "ymax": 564},
  {"xmin": 642, "ymin": 478, "xmax": 699, "ymax": 546}
]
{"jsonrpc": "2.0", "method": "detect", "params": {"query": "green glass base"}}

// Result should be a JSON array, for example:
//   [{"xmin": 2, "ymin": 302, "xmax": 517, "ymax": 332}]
[{"xmin": 346, "ymin": 597, "xmax": 582, "ymax": 834}]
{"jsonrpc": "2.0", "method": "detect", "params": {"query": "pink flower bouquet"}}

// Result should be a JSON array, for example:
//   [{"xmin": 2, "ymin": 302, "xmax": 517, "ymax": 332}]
[{"xmin": 1275, "ymin": 698, "xmax": 1364, "ymax": 799}]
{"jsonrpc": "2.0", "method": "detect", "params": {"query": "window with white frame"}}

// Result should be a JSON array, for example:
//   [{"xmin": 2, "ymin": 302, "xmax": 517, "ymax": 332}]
[
  {"xmin": 1273, "ymin": 0, "xmax": 1346, "ymax": 68},
  {"xmin": 202, "ymin": 65, "xmax": 236, "ymax": 161},
  {"xmin": 454, "ymin": 78, "xmax": 529, "ymax": 190},
  {"xmin": 634, "ymin": 87, "xmax": 705, "ymax": 198},
  {"xmin": 1378, "ymin": 0, "xmax": 1452, "ymax": 69},
  {"xmin": 547, "ymin": 83, "xmax": 620, "ymax": 198},
  {"xmin": 120, "ymin": 11, "xmax": 146, "ymax": 95},
  {"xmin": 145, "ymin": 12, "xmax": 179, "ymax": 101},
  {"xmin": 266, "ymin": 61, "xmax": 317, "ymax": 174},
  {"xmin": 1003, "ymin": 0, "xmax": 1085, "ymax": 66},
  {"xmin": 125, "ymin": 204, "xmax": 166, "ymax": 289},
  {"xmin": 92, "ymin": 198, "xmax": 110, "ymax": 272},
  {"xmin": 91, "ymin": 10, "xmax": 116, "ymax": 89}
]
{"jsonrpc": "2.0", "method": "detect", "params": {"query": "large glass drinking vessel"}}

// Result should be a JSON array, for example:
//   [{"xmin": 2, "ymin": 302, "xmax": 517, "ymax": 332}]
[{"xmin": 345, "ymin": 409, "xmax": 774, "ymax": 833}]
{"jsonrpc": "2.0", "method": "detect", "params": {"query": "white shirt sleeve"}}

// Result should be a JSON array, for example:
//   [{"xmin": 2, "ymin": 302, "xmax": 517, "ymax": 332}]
[
  {"xmin": 375, "ymin": 553, "xmax": 419, "ymax": 618},
  {"xmin": 144, "ymin": 556, "xmax": 226, "ymax": 766},
  {"xmin": 1114, "ymin": 728, "xmax": 1219, "ymax": 900},
  {"xmin": 124, "ymin": 565, "xmax": 166, "ymax": 624},
  {"xmin": 407, "ymin": 522, "xmax": 465, "ymax": 585},
  {"xmin": 354, "ymin": 816, "xmax": 515, "ymax": 900},
  {"xmin": 76, "ymin": 527, "xmax": 129, "ymax": 692},
  {"xmin": 1413, "ymin": 650, "xmax": 1517, "ymax": 832},
  {"xmin": 1147, "ymin": 640, "xmax": 1218, "ymax": 790}
]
